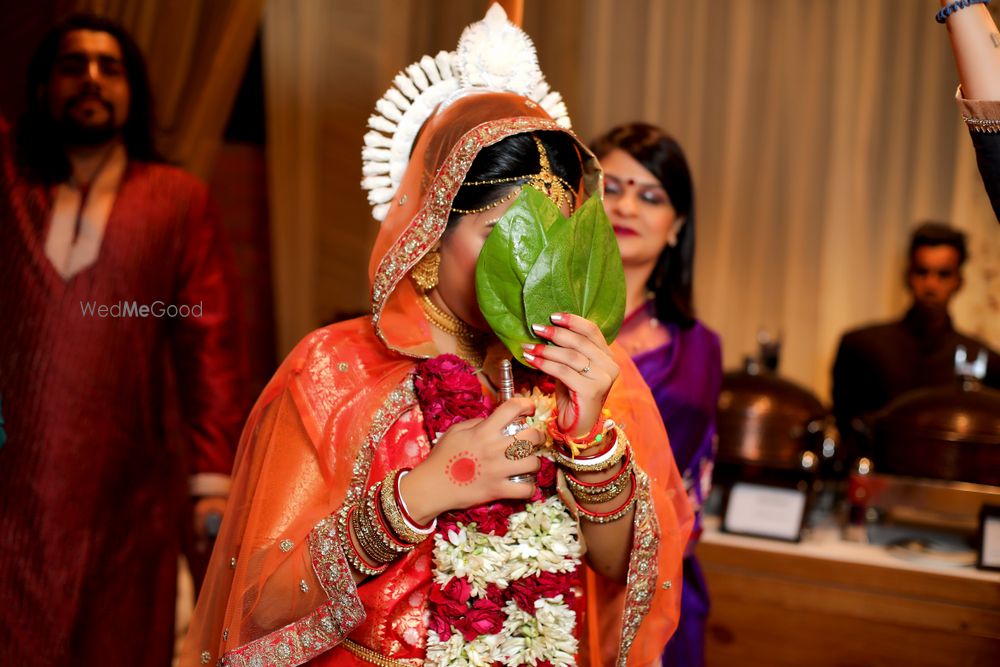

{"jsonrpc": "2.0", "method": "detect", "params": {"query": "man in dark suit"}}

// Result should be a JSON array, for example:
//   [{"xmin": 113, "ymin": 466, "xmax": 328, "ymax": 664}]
[{"xmin": 832, "ymin": 223, "xmax": 1000, "ymax": 455}]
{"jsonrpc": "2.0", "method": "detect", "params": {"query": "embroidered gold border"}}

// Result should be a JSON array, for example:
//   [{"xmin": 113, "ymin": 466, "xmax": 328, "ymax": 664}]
[
  {"xmin": 344, "ymin": 379, "xmax": 416, "ymax": 504},
  {"xmin": 615, "ymin": 468, "xmax": 660, "ymax": 667},
  {"xmin": 220, "ymin": 381, "xmax": 417, "ymax": 667}
]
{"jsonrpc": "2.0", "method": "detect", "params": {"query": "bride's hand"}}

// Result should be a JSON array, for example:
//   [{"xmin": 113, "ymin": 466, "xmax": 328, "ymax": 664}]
[
  {"xmin": 522, "ymin": 312, "xmax": 619, "ymax": 439},
  {"xmin": 401, "ymin": 398, "xmax": 545, "ymax": 523}
]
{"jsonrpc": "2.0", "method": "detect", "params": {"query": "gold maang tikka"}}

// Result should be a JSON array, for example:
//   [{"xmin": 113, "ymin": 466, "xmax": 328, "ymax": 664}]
[{"xmin": 450, "ymin": 135, "xmax": 576, "ymax": 215}]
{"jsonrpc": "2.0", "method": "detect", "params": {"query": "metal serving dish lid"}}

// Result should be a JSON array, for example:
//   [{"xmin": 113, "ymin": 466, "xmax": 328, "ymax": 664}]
[
  {"xmin": 717, "ymin": 367, "xmax": 827, "ymax": 470},
  {"xmin": 870, "ymin": 379, "xmax": 1000, "ymax": 486}
]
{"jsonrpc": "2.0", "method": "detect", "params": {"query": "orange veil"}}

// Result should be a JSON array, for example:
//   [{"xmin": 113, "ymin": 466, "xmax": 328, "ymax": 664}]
[{"xmin": 180, "ymin": 93, "xmax": 692, "ymax": 667}]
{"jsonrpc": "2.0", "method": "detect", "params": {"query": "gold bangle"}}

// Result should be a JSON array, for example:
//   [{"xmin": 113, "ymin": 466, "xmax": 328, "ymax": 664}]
[
  {"xmin": 352, "ymin": 507, "xmax": 394, "ymax": 564},
  {"xmin": 363, "ymin": 483, "xmax": 414, "ymax": 558},
  {"xmin": 568, "ymin": 460, "xmax": 635, "ymax": 504},
  {"xmin": 336, "ymin": 504, "xmax": 387, "ymax": 577},
  {"xmin": 566, "ymin": 447, "xmax": 633, "ymax": 495},
  {"xmin": 576, "ymin": 479, "xmax": 637, "ymax": 524},
  {"xmin": 380, "ymin": 469, "xmax": 434, "ymax": 545},
  {"xmin": 352, "ymin": 492, "xmax": 401, "ymax": 565}
]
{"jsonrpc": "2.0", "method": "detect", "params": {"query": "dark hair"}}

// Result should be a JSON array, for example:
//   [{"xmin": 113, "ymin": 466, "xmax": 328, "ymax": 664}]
[
  {"xmin": 908, "ymin": 222, "xmax": 967, "ymax": 268},
  {"xmin": 14, "ymin": 12, "xmax": 162, "ymax": 183},
  {"xmin": 447, "ymin": 131, "xmax": 583, "ymax": 228},
  {"xmin": 590, "ymin": 122, "xmax": 696, "ymax": 328}
]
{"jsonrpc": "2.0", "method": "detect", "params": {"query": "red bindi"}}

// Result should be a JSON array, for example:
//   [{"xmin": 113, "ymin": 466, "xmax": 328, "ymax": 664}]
[{"xmin": 447, "ymin": 452, "xmax": 479, "ymax": 485}]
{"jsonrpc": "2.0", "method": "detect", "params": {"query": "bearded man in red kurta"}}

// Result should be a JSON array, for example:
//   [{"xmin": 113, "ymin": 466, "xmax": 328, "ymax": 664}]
[{"xmin": 0, "ymin": 14, "xmax": 248, "ymax": 666}]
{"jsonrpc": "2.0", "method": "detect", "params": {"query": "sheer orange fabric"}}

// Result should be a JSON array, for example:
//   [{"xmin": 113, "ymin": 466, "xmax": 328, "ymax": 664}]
[{"xmin": 180, "ymin": 92, "xmax": 691, "ymax": 667}]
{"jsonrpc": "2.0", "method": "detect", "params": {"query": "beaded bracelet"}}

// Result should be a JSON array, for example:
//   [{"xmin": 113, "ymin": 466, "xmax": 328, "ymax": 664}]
[
  {"xmin": 553, "ymin": 426, "xmax": 627, "ymax": 474},
  {"xmin": 380, "ymin": 469, "xmax": 435, "ymax": 544},
  {"xmin": 936, "ymin": 0, "xmax": 990, "ymax": 24},
  {"xmin": 553, "ymin": 422, "xmax": 616, "ymax": 461},
  {"xmin": 576, "ymin": 479, "xmax": 638, "ymax": 524},
  {"xmin": 549, "ymin": 407, "xmax": 613, "ymax": 456},
  {"xmin": 336, "ymin": 504, "xmax": 388, "ymax": 576}
]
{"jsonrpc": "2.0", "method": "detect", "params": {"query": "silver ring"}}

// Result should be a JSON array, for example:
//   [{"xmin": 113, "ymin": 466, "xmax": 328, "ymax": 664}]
[
  {"xmin": 508, "ymin": 473, "xmax": 537, "ymax": 484},
  {"xmin": 580, "ymin": 364, "xmax": 591, "ymax": 375},
  {"xmin": 503, "ymin": 420, "xmax": 527, "ymax": 436}
]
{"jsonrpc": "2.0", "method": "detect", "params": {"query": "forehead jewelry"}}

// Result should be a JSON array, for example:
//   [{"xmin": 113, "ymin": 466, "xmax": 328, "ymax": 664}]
[
  {"xmin": 449, "ymin": 187, "xmax": 521, "ymax": 215},
  {"xmin": 451, "ymin": 135, "xmax": 576, "ymax": 215}
]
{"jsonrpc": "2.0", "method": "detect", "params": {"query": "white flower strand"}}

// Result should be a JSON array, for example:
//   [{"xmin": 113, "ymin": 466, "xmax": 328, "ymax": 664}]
[
  {"xmin": 432, "ymin": 495, "xmax": 581, "ymax": 594},
  {"xmin": 426, "ymin": 495, "xmax": 583, "ymax": 666},
  {"xmin": 425, "ymin": 598, "xmax": 579, "ymax": 667}
]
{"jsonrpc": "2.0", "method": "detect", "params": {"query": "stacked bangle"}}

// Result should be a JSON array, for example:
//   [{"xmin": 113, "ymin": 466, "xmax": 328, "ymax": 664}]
[
  {"xmin": 337, "ymin": 504, "xmax": 388, "ymax": 576},
  {"xmin": 576, "ymin": 481, "xmax": 638, "ymax": 524},
  {"xmin": 936, "ymin": 0, "xmax": 990, "ymax": 24},
  {"xmin": 356, "ymin": 483, "xmax": 413, "ymax": 563},
  {"xmin": 381, "ymin": 469, "xmax": 436, "ymax": 543},
  {"xmin": 338, "ymin": 469, "xmax": 436, "ymax": 578},
  {"xmin": 352, "ymin": 504, "xmax": 396, "ymax": 565},
  {"xmin": 566, "ymin": 448, "xmax": 635, "ymax": 504}
]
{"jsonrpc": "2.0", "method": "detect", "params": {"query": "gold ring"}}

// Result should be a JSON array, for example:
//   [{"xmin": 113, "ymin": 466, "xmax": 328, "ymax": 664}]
[
  {"xmin": 505, "ymin": 438, "xmax": 535, "ymax": 460},
  {"xmin": 580, "ymin": 363, "xmax": 591, "ymax": 374}
]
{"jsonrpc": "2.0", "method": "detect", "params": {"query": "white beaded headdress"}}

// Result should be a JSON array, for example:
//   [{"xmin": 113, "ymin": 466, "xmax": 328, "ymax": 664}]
[{"xmin": 360, "ymin": 3, "xmax": 571, "ymax": 222}]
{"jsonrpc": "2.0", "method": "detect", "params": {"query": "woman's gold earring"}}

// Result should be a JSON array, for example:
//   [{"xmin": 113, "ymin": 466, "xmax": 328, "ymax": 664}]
[{"xmin": 412, "ymin": 250, "xmax": 440, "ymax": 292}]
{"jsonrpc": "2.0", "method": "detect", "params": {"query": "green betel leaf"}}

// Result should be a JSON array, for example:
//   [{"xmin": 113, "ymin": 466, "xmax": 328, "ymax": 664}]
[
  {"xmin": 475, "ymin": 186, "xmax": 626, "ymax": 365},
  {"xmin": 523, "ymin": 193, "xmax": 625, "ymax": 344},
  {"xmin": 475, "ymin": 187, "xmax": 561, "ymax": 362}
]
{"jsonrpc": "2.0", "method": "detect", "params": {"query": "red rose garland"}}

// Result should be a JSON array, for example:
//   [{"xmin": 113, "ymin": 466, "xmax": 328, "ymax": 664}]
[{"xmin": 413, "ymin": 355, "xmax": 582, "ymax": 663}]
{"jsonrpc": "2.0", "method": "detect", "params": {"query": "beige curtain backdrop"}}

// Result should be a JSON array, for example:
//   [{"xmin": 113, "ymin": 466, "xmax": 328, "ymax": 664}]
[
  {"xmin": 263, "ymin": 0, "xmax": 417, "ymax": 354},
  {"xmin": 264, "ymin": 0, "xmax": 1000, "ymax": 401},
  {"xmin": 74, "ymin": 0, "xmax": 263, "ymax": 178}
]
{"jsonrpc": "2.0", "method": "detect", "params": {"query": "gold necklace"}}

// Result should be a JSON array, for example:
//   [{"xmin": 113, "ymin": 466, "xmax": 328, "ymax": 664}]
[{"xmin": 420, "ymin": 293, "xmax": 484, "ymax": 367}]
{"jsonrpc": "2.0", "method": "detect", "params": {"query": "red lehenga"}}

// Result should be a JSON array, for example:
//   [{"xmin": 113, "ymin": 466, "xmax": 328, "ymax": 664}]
[{"xmin": 181, "ymin": 93, "xmax": 692, "ymax": 667}]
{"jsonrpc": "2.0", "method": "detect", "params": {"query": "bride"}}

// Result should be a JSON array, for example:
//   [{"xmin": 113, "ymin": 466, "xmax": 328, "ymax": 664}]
[{"xmin": 182, "ymin": 6, "xmax": 690, "ymax": 666}]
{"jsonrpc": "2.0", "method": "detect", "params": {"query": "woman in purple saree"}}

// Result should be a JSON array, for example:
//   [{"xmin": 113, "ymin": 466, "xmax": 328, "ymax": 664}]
[{"xmin": 592, "ymin": 124, "xmax": 723, "ymax": 667}]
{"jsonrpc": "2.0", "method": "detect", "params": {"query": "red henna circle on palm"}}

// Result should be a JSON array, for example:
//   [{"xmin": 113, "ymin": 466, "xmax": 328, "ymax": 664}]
[{"xmin": 447, "ymin": 451, "xmax": 479, "ymax": 486}]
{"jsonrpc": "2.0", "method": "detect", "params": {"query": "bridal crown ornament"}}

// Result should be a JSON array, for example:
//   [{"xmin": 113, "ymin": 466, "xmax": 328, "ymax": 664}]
[{"xmin": 360, "ymin": 3, "xmax": 572, "ymax": 222}]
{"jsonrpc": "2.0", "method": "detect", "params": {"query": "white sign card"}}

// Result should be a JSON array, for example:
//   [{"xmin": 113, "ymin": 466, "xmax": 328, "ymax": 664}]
[
  {"xmin": 723, "ymin": 482, "xmax": 807, "ymax": 542},
  {"xmin": 980, "ymin": 510, "xmax": 1000, "ymax": 571}
]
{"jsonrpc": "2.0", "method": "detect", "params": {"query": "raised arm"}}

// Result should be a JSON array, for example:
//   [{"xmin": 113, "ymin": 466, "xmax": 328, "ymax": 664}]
[
  {"xmin": 941, "ymin": 1, "xmax": 1000, "ymax": 99},
  {"xmin": 941, "ymin": 1, "xmax": 1000, "ymax": 220}
]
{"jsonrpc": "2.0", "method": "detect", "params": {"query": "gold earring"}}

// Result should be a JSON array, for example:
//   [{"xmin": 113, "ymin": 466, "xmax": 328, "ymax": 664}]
[{"xmin": 412, "ymin": 250, "xmax": 440, "ymax": 292}]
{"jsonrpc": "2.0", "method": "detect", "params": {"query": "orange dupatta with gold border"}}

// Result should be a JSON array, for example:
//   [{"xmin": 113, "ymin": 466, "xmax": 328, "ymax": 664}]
[{"xmin": 180, "ymin": 93, "xmax": 692, "ymax": 667}]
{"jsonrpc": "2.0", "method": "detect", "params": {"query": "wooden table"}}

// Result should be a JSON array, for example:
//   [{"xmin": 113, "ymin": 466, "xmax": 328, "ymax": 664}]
[{"xmin": 697, "ymin": 518, "xmax": 1000, "ymax": 667}]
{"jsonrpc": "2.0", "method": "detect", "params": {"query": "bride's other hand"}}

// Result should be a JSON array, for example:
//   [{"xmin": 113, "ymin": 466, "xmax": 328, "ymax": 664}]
[
  {"xmin": 401, "ymin": 397, "xmax": 545, "ymax": 523},
  {"xmin": 522, "ymin": 312, "xmax": 620, "ymax": 440}
]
